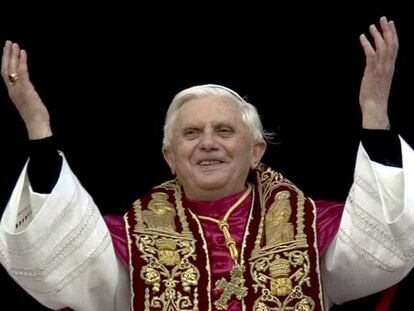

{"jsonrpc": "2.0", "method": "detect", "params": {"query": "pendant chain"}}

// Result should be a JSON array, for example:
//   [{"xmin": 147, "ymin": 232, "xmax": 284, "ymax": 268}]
[{"xmin": 197, "ymin": 184, "xmax": 252, "ymax": 263}]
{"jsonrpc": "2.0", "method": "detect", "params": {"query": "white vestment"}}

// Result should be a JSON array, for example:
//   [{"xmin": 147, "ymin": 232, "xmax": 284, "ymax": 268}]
[
  {"xmin": 0, "ymin": 156, "xmax": 130, "ymax": 311},
  {"xmin": 1, "ymin": 138, "xmax": 413, "ymax": 310},
  {"xmin": 322, "ymin": 137, "xmax": 414, "ymax": 307}
]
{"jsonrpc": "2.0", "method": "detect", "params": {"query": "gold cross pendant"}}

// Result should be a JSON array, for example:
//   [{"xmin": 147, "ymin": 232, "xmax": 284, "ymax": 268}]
[{"xmin": 214, "ymin": 264, "xmax": 248, "ymax": 310}]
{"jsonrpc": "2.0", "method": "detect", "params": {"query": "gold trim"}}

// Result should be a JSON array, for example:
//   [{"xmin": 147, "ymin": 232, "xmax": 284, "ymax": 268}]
[
  {"xmin": 123, "ymin": 212, "xmax": 135, "ymax": 311},
  {"xmin": 240, "ymin": 187, "xmax": 255, "ymax": 311},
  {"xmin": 188, "ymin": 209, "xmax": 213, "ymax": 311},
  {"xmin": 309, "ymin": 198, "xmax": 325, "ymax": 311},
  {"xmin": 132, "ymin": 198, "xmax": 145, "ymax": 232}
]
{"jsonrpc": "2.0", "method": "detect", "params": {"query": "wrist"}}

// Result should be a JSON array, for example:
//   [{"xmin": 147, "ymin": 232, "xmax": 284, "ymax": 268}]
[
  {"xmin": 362, "ymin": 117, "xmax": 390, "ymax": 130},
  {"xmin": 26, "ymin": 122, "xmax": 53, "ymax": 140}
]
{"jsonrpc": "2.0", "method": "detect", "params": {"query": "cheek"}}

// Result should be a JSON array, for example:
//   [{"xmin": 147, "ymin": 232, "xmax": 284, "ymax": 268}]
[
  {"xmin": 175, "ymin": 145, "xmax": 196, "ymax": 166},
  {"xmin": 235, "ymin": 142, "xmax": 253, "ymax": 159}
]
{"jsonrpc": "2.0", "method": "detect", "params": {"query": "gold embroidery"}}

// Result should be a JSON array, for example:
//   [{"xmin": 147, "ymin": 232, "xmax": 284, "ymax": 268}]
[
  {"xmin": 160, "ymin": 180, "xmax": 193, "ymax": 237},
  {"xmin": 250, "ymin": 167, "xmax": 316, "ymax": 310},
  {"xmin": 251, "ymin": 250, "xmax": 314, "ymax": 310},
  {"xmin": 253, "ymin": 168, "xmax": 285, "ymax": 256},
  {"xmin": 137, "ymin": 233, "xmax": 200, "ymax": 310},
  {"xmin": 270, "ymin": 256, "xmax": 292, "ymax": 296},
  {"xmin": 156, "ymin": 238, "xmax": 181, "ymax": 266},
  {"xmin": 148, "ymin": 288, "xmax": 198, "ymax": 311},
  {"xmin": 132, "ymin": 199, "xmax": 145, "ymax": 233},
  {"xmin": 142, "ymin": 192, "xmax": 176, "ymax": 231},
  {"xmin": 214, "ymin": 264, "xmax": 248, "ymax": 310},
  {"xmin": 130, "ymin": 168, "xmax": 323, "ymax": 310},
  {"xmin": 181, "ymin": 267, "xmax": 199, "ymax": 291},
  {"xmin": 265, "ymin": 191, "xmax": 294, "ymax": 245},
  {"xmin": 295, "ymin": 297, "xmax": 314, "ymax": 311},
  {"xmin": 144, "ymin": 288, "xmax": 151, "ymax": 311},
  {"xmin": 295, "ymin": 190, "xmax": 307, "ymax": 246},
  {"xmin": 255, "ymin": 301, "xmax": 269, "ymax": 311},
  {"xmin": 193, "ymin": 288, "xmax": 199, "ymax": 310},
  {"xmin": 141, "ymin": 266, "xmax": 161, "ymax": 291},
  {"xmin": 134, "ymin": 181, "xmax": 200, "ymax": 311}
]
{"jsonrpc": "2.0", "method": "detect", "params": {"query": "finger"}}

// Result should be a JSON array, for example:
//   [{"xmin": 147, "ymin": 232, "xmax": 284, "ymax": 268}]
[
  {"xmin": 1, "ymin": 40, "xmax": 12, "ymax": 78},
  {"xmin": 369, "ymin": 24, "xmax": 386, "ymax": 59},
  {"xmin": 18, "ymin": 49, "xmax": 28, "ymax": 75},
  {"xmin": 380, "ymin": 16, "xmax": 398, "ymax": 57},
  {"xmin": 379, "ymin": 16, "xmax": 393, "ymax": 46},
  {"xmin": 9, "ymin": 42, "xmax": 20, "ymax": 75},
  {"xmin": 359, "ymin": 34, "xmax": 376, "ymax": 66},
  {"xmin": 389, "ymin": 20, "xmax": 399, "ymax": 58}
]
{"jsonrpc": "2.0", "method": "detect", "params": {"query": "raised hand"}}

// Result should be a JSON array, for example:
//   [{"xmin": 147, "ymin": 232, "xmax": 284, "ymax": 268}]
[
  {"xmin": 1, "ymin": 40, "xmax": 52, "ymax": 139},
  {"xmin": 359, "ymin": 16, "xmax": 399, "ymax": 130}
]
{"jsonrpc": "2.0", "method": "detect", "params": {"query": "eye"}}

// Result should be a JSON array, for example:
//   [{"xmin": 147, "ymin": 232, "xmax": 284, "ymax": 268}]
[
  {"xmin": 217, "ymin": 127, "xmax": 234, "ymax": 137},
  {"xmin": 183, "ymin": 128, "xmax": 200, "ymax": 139}
]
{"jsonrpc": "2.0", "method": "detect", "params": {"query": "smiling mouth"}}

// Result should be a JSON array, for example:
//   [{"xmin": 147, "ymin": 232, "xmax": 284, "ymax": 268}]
[{"xmin": 197, "ymin": 160, "xmax": 223, "ymax": 167}]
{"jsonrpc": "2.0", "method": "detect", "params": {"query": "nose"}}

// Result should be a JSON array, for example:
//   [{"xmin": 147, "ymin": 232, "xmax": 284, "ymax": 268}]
[{"xmin": 199, "ymin": 131, "xmax": 219, "ymax": 151}]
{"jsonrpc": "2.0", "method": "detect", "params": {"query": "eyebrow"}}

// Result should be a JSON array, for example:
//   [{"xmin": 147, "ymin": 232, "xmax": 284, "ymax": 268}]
[{"xmin": 181, "ymin": 121, "xmax": 236, "ymax": 129}]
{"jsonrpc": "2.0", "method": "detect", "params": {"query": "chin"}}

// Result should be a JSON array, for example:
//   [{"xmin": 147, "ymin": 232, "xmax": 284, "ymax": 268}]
[
  {"xmin": 191, "ymin": 177, "xmax": 227, "ymax": 191},
  {"xmin": 200, "ymin": 172, "xmax": 228, "ymax": 184}
]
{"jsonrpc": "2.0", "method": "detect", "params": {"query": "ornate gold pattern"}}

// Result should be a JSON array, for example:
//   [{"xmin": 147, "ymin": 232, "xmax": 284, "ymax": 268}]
[
  {"xmin": 266, "ymin": 191, "xmax": 294, "ymax": 245},
  {"xmin": 156, "ymin": 238, "xmax": 181, "ymax": 266},
  {"xmin": 142, "ymin": 192, "xmax": 176, "ymax": 231},
  {"xmin": 133, "ymin": 181, "xmax": 201, "ymax": 311},
  {"xmin": 253, "ymin": 169, "xmax": 285, "ymax": 256},
  {"xmin": 160, "ymin": 180, "xmax": 193, "ymax": 237},
  {"xmin": 250, "ymin": 167, "xmax": 317, "ymax": 310},
  {"xmin": 270, "ymin": 256, "xmax": 292, "ymax": 296},
  {"xmin": 144, "ymin": 286, "xmax": 200, "ymax": 311},
  {"xmin": 128, "ymin": 167, "xmax": 323, "ymax": 310},
  {"xmin": 214, "ymin": 264, "xmax": 248, "ymax": 310},
  {"xmin": 295, "ymin": 297, "xmax": 314, "ymax": 311}
]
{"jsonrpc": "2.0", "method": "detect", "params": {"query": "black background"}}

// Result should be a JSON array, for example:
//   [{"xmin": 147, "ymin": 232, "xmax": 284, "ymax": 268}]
[{"xmin": 0, "ymin": 3, "xmax": 413, "ymax": 310}]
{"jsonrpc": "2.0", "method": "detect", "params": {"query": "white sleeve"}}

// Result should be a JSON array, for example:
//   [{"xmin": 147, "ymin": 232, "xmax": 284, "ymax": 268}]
[
  {"xmin": 0, "ymin": 154, "xmax": 130, "ymax": 311},
  {"xmin": 322, "ymin": 137, "xmax": 414, "ymax": 305}
]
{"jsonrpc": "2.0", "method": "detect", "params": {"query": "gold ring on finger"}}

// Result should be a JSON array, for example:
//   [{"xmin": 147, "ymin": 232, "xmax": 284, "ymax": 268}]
[{"xmin": 8, "ymin": 73, "xmax": 19, "ymax": 85}]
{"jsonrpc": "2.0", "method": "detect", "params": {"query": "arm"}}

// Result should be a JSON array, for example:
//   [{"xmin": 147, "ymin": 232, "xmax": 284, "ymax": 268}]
[
  {"xmin": 322, "ymin": 17, "xmax": 414, "ymax": 306},
  {"xmin": 1, "ymin": 41, "xmax": 62, "ymax": 214},
  {"xmin": 0, "ymin": 42, "xmax": 129, "ymax": 310},
  {"xmin": 1, "ymin": 41, "xmax": 61, "ymax": 197},
  {"xmin": 1, "ymin": 41, "xmax": 52, "ymax": 140},
  {"xmin": 358, "ymin": 16, "xmax": 398, "ymax": 130}
]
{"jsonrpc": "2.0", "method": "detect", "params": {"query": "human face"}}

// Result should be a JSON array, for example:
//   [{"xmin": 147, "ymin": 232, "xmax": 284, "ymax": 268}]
[{"xmin": 163, "ymin": 96, "xmax": 266, "ymax": 201}]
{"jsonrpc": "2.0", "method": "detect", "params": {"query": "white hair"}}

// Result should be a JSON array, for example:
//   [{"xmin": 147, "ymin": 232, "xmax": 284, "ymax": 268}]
[{"xmin": 162, "ymin": 84, "xmax": 273, "ymax": 148}]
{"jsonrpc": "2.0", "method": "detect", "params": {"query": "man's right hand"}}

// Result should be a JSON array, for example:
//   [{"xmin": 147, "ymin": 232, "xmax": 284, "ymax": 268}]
[{"xmin": 1, "ymin": 40, "xmax": 52, "ymax": 140}]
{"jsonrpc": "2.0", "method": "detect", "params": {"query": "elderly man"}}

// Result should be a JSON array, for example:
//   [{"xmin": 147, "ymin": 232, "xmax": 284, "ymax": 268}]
[{"xmin": 1, "ymin": 16, "xmax": 413, "ymax": 311}]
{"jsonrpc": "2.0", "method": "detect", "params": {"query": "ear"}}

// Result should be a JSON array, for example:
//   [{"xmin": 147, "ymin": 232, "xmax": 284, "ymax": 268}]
[
  {"xmin": 162, "ymin": 146, "xmax": 176, "ymax": 175},
  {"xmin": 250, "ymin": 140, "xmax": 267, "ymax": 169}
]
